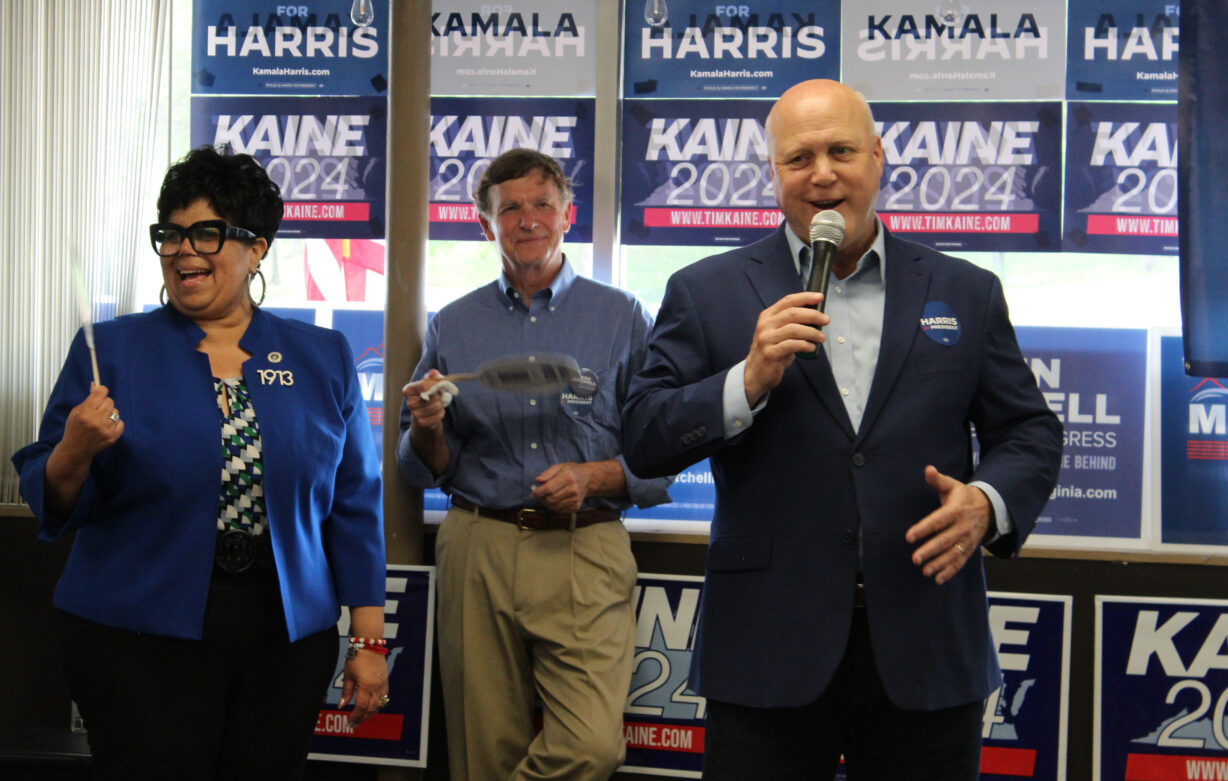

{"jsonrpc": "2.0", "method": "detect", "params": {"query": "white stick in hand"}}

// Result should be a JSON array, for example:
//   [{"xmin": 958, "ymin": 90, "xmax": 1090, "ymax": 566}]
[{"xmin": 72, "ymin": 258, "xmax": 101, "ymax": 387}]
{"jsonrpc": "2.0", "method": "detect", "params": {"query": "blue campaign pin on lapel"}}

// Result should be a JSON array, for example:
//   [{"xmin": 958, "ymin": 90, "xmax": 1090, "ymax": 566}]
[{"xmin": 920, "ymin": 302, "xmax": 961, "ymax": 345}]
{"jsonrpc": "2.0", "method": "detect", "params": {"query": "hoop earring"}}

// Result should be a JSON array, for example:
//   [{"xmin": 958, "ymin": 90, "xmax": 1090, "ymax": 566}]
[
  {"xmin": 159, "ymin": 285, "xmax": 168, "ymax": 306},
  {"xmin": 248, "ymin": 268, "xmax": 266, "ymax": 306}
]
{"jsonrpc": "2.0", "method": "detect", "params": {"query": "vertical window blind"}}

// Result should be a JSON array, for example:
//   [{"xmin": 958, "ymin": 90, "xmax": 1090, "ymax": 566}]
[{"xmin": 1, "ymin": 0, "xmax": 168, "ymax": 505}]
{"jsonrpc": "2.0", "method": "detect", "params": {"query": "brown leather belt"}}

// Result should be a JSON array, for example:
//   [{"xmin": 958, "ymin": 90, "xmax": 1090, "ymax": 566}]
[{"xmin": 451, "ymin": 496, "xmax": 621, "ymax": 531}]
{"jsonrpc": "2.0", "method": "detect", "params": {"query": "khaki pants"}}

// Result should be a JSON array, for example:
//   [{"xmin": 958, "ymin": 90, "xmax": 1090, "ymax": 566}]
[{"xmin": 435, "ymin": 506, "xmax": 637, "ymax": 780}]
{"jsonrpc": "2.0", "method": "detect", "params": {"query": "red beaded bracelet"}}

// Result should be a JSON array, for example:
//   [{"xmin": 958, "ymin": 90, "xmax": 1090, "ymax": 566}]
[
  {"xmin": 349, "ymin": 637, "xmax": 387, "ymax": 647},
  {"xmin": 346, "ymin": 637, "xmax": 389, "ymax": 659}
]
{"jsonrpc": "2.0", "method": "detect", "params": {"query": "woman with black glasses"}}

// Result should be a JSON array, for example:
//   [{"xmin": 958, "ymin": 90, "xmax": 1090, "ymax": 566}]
[{"xmin": 11, "ymin": 146, "xmax": 388, "ymax": 779}]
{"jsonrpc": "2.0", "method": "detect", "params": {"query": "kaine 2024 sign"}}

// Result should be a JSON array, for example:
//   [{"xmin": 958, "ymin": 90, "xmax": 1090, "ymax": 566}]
[
  {"xmin": 1063, "ymin": 101, "xmax": 1178, "ymax": 256},
  {"xmin": 309, "ymin": 565, "xmax": 435, "ymax": 767},
  {"xmin": 872, "ymin": 101, "xmax": 1062, "ymax": 253},
  {"xmin": 1096, "ymin": 596, "xmax": 1228, "ymax": 780},
  {"xmin": 622, "ymin": 575, "xmax": 1071, "ymax": 780},
  {"xmin": 620, "ymin": 98, "xmax": 779, "ymax": 248},
  {"xmin": 191, "ymin": 95, "xmax": 387, "ymax": 240},
  {"xmin": 428, "ymin": 97, "xmax": 595, "ymax": 243}
]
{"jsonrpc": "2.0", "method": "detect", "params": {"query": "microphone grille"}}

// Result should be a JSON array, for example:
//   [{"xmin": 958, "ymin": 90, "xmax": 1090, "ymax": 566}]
[{"xmin": 809, "ymin": 210, "xmax": 846, "ymax": 244}]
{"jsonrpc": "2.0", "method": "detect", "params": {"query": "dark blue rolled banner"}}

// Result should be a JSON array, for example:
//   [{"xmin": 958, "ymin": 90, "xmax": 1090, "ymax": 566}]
[{"xmin": 1179, "ymin": 0, "xmax": 1228, "ymax": 377}]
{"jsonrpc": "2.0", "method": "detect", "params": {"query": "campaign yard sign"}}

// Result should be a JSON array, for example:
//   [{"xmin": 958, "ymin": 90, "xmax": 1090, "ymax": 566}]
[
  {"xmin": 309, "ymin": 565, "xmax": 435, "ymax": 767},
  {"xmin": 1096, "ymin": 596, "xmax": 1228, "ymax": 780}
]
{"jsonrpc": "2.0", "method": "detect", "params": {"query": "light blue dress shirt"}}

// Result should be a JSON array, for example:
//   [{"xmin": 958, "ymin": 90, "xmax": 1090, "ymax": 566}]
[{"xmin": 397, "ymin": 259, "xmax": 672, "ymax": 512}]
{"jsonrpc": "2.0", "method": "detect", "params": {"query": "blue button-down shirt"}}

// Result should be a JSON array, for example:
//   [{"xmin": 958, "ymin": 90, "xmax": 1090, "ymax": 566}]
[{"xmin": 397, "ymin": 259, "xmax": 672, "ymax": 512}]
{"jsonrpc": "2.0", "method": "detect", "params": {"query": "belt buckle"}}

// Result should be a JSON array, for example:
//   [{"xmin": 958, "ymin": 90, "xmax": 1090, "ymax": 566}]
[
  {"xmin": 514, "ymin": 508, "xmax": 544, "ymax": 530},
  {"xmin": 216, "ymin": 529, "xmax": 257, "ymax": 574}
]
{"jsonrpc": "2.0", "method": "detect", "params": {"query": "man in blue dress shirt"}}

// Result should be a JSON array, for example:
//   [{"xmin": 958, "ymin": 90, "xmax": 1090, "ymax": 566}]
[{"xmin": 397, "ymin": 148, "xmax": 672, "ymax": 780}]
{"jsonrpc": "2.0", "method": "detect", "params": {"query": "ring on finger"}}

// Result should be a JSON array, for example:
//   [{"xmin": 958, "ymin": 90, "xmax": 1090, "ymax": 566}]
[
  {"xmin": 108, "ymin": 410, "xmax": 121, "ymax": 424},
  {"xmin": 377, "ymin": 694, "xmax": 390, "ymax": 707},
  {"xmin": 954, "ymin": 543, "xmax": 967, "ymax": 555}
]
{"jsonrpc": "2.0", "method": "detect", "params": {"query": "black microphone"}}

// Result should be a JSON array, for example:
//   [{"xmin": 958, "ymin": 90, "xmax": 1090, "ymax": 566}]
[{"xmin": 798, "ymin": 209, "xmax": 845, "ymax": 359}]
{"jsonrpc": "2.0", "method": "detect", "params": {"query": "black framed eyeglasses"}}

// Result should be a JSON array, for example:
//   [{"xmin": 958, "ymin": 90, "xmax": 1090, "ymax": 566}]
[{"xmin": 149, "ymin": 220, "xmax": 258, "ymax": 256}]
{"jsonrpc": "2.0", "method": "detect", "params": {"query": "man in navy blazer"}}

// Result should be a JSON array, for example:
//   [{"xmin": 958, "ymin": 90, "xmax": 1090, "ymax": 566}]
[{"xmin": 622, "ymin": 80, "xmax": 1063, "ymax": 779}]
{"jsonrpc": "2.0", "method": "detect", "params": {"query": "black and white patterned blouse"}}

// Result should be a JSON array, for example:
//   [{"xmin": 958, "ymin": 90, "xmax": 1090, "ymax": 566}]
[{"xmin": 215, "ymin": 378, "xmax": 267, "ymax": 535}]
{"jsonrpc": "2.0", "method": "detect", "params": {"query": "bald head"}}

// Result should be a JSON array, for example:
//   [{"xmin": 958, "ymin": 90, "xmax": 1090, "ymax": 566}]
[
  {"xmin": 766, "ymin": 79, "xmax": 876, "ymax": 148},
  {"xmin": 764, "ymin": 79, "xmax": 884, "ymax": 275}
]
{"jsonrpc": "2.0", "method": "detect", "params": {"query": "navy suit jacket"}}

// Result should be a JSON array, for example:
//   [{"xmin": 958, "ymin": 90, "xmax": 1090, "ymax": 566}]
[{"xmin": 622, "ymin": 225, "xmax": 1062, "ymax": 711}]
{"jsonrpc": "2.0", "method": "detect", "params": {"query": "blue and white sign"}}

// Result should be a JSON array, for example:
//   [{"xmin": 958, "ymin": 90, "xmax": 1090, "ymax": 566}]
[
  {"xmin": 622, "ymin": 574, "xmax": 706, "ymax": 778},
  {"xmin": 309, "ymin": 565, "xmax": 435, "ymax": 767},
  {"xmin": 1096, "ymin": 596, "xmax": 1228, "ymax": 780},
  {"xmin": 1066, "ymin": 1, "xmax": 1180, "ymax": 101},
  {"xmin": 332, "ymin": 310, "xmax": 385, "ymax": 457},
  {"xmin": 981, "ymin": 593, "xmax": 1072, "ymax": 781},
  {"xmin": 626, "ymin": 460, "xmax": 716, "ymax": 522},
  {"xmin": 620, "ymin": 98, "xmax": 779, "ymax": 247},
  {"xmin": 1019, "ymin": 327, "xmax": 1147, "ymax": 543},
  {"xmin": 191, "ymin": 95, "xmax": 388, "ymax": 240},
  {"xmin": 430, "ymin": 1, "xmax": 597, "ymax": 97},
  {"xmin": 622, "ymin": 578, "xmax": 1071, "ymax": 780},
  {"xmin": 428, "ymin": 97, "xmax": 595, "ymax": 243},
  {"xmin": 872, "ymin": 101, "xmax": 1063, "ymax": 253},
  {"xmin": 623, "ymin": 2, "xmax": 839, "ymax": 99},
  {"xmin": 1063, "ymin": 102, "xmax": 1178, "ymax": 256},
  {"xmin": 842, "ymin": 0, "xmax": 1067, "ymax": 101},
  {"xmin": 1159, "ymin": 336, "xmax": 1228, "ymax": 547},
  {"xmin": 192, "ymin": 0, "xmax": 389, "ymax": 96}
]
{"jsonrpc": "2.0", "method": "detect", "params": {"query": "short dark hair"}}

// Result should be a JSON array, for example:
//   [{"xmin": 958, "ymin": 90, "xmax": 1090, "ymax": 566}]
[
  {"xmin": 472, "ymin": 148, "xmax": 573, "ymax": 218},
  {"xmin": 156, "ymin": 146, "xmax": 282, "ymax": 253}
]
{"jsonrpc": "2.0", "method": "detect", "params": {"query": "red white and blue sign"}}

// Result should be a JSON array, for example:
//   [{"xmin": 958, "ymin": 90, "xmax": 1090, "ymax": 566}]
[
  {"xmin": 1159, "ymin": 336, "xmax": 1228, "ymax": 547},
  {"xmin": 872, "ymin": 101, "xmax": 1063, "ymax": 253},
  {"xmin": 192, "ymin": 0, "xmax": 390, "ymax": 96},
  {"xmin": 428, "ymin": 97, "xmax": 595, "ymax": 243},
  {"xmin": 620, "ymin": 98, "xmax": 779, "ymax": 247},
  {"xmin": 981, "ymin": 593, "xmax": 1072, "ymax": 781},
  {"xmin": 623, "ymin": 2, "xmax": 840, "ymax": 99},
  {"xmin": 309, "ymin": 565, "xmax": 435, "ymax": 767},
  {"xmin": 1018, "ymin": 327, "xmax": 1147, "ymax": 543},
  {"xmin": 622, "ymin": 574, "xmax": 707, "ymax": 777},
  {"xmin": 190, "ymin": 95, "xmax": 388, "ymax": 240},
  {"xmin": 1066, "ymin": 1, "xmax": 1180, "ymax": 101},
  {"xmin": 1095, "ymin": 596, "xmax": 1228, "ymax": 780},
  {"xmin": 1063, "ymin": 101, "xmax": 1178, "ymax": 256}
]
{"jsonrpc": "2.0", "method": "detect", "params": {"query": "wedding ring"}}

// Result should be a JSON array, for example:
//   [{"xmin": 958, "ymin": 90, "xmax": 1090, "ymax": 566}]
[
  {"xmin": 955, "ymin": 543, "xmax": 967, "ymax": 555},
  {"xmin": 377, "ymin": 694, "xmax": 390, "ymax": 707},
  {"xmin": 108, "ymin": 410, "xmax": 121, "ymax": 423}
]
